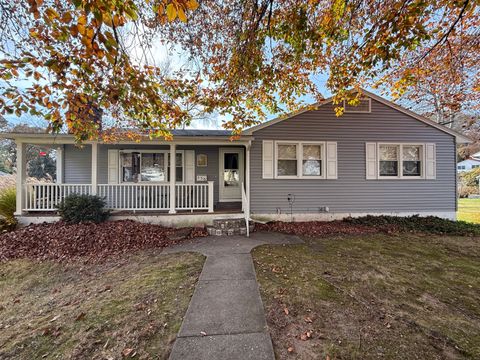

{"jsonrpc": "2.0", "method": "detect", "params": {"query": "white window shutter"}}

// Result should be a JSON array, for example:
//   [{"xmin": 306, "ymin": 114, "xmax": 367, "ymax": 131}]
[
  {"xmin": 262, "ymin": 140, "xmax": 274, "ymax": 179},
  {"xmin": 107, "ymin": 149, "xmax": 119, "ymax": 184},
  {"xmin": 185, "ymin": 150, "xmax": 195, "ymax": 184},
  {"xmin": 365, "ymin": 143, "xmax": 377, "ymax": 179},
  {"xmin": 425, "ymin": 143, "xmax": 436, "ymax": 179},
  {"xmin": 326, "ymin": 142, "xmax": 338, "ymax": 179}
]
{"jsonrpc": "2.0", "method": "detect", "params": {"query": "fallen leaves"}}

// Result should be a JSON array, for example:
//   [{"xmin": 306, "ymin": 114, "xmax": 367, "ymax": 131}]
[
  {"xmin": 300, "ymin": 330, "xmax": 313, "ymax": 341},
  {"xmin": 255, "ymin": 221, "xmax": 379, "ymax": 238},
  {"xmin": 0, "ymin": 220, "xmax": 208, "ymax": 262},
  {"xmin": 121, "ymin": 347, "xmax": 134, "ymax": 358},
  {"xmin": 75, "ymin": 312, "xmax": 86, "ymax": 321}
]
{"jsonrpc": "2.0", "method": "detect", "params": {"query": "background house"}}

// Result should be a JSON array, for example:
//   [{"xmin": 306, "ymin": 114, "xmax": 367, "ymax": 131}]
[{"xmin": 457, "ymin": 152, "xmax": 480, "ymax": 172}]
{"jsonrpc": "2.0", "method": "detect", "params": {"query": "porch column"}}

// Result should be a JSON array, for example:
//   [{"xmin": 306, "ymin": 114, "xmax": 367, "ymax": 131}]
[
  {"xmin": 56, "ymin": 145, "xmax": 63, "ymax": 184},
  {"xmin": 245, "ymin": 143, "xmax": 251, "ymax": 207},
  {"xmin": 169, "ymin": 143, "xmax": 176, "ymax": 214},
  {"xmin": 15, "ymin": 142, "xmax": 26, "ymax": 215},
  {"xmin": 91, "ymin": 142, "xmax": 98, "ymax": 195}
]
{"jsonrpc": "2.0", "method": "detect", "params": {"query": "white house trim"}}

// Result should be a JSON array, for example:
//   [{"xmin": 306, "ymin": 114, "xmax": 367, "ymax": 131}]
[
  {"xmin": 274, "ymin": 140, "xmax": 328, "ymax": 179},
  {"xmin": 91, "ymin": 142, "xmax": 98, "ymax": 195},
  {"xmin": 15, "ymin": 142, "xmax": 26, "ymax": 215},
  {"xmin": 376, "ymin": 142, "xmax": 428, "ymax": 180},
  {"xmin": 55, "ymin": 146, "xmax": 63, "ymax": 184},
  {"xmin": 169, "ymin": 143, "xmax": 176, "ymax": 214}
]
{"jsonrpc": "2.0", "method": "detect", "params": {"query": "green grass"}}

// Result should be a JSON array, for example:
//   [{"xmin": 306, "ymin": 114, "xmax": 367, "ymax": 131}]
[
  {"xmin": 253, "ymin": 234, "xmax": 480, "ymax": 359},
  {"xmin": 0, "ymin": 251, "xmax": 204, "ymax": 359},
  {"xmin": 458, "ymin": 198, "xmax": 480, "ymax": 223}
]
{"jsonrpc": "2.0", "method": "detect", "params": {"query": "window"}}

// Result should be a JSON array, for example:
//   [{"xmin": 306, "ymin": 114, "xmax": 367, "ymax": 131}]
[
  {"xmin": 277, "ymin": 144, "xmax": 297, "ymax": 176},
  {"xmin": 167, "ymin": 153, "xmax": 183, "ymax": 182},
  {"xmin": 302, "ymin": 145, "xmax": 322, "ymax": 176},
  {"xmin": 276, "ymin": 142, "xmax": 325, "ymax": 178},
  {"xmin": 379, "ymin": 144, "xmax": 424, "ymax": 178},
  {"xmin": 121, "ymin": 152, "xmax": 140, "ymax": 182},
  {"xmin": 223, "ymin": 153, "xmax": 239, "ymax": 187},
  {"xmin": 402, "ymin": 145, "xmax": 422, "ymax": 176},
  {"xmin": 473, "ymin": 165, "xmax": 480, "ymax": 169},
  {"xmin": 379, "ymin": 145, "xmax": 399, "ymax": 177},
  {"xmin": 120, "ymin": 150, "xmax": 183, "ymax": 183},
  {"xmin": 141, "ymin": 153, "xmax": 165, "ymax": 181}
]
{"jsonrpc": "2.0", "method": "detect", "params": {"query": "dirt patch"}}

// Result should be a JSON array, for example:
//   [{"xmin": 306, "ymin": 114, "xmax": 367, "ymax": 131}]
[
  {"xmin": 0, "ymin": 220, "xmax": 208, "ymax": 262},
  {"xmin": 0, "ymin": 251, "xmax": 204, "ymax": 359}
]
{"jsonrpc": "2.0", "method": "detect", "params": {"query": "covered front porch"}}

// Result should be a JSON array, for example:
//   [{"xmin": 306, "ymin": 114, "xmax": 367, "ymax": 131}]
[{"xmin": 11, "ymin": 131, "xmax": 252, "ymax": 218}]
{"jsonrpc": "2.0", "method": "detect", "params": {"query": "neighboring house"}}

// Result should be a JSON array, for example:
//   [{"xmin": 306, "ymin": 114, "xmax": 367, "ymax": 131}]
[
  {"xmin": 1, "ymin": 90, "xmax": 470, "ymax": 226},
  {"xmin": 457, "ymin": 157, "xmax": 480, "ymax": 172}
]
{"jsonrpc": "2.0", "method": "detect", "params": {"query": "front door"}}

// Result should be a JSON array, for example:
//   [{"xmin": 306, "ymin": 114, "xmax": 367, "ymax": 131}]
[{"xmin": 219, "ymin": 148, "xmax": 244, "ymax": 202}]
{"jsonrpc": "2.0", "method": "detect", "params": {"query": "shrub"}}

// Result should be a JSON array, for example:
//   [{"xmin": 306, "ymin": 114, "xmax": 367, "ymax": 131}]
[
  {"xmin": 459, "ymin": 168, "xmax": 480, "ymax": 187},
  {"xmin": 57, "ymin": 194, "xmax": 110, "ymax": 224},
  {"xmin": 0, "ymin": 217, "xmax": 17, "ymax": 233},
  {"xmin": 345, "ymin": 215, "xmax": 480, "ymax": 236},
  {"xmin": 0, "ymin": 187, "xmax": 16, "ymax": 220},
  {"xmin": 458, "ymin": 185, "xmax": 478, "ymax": 198},
  {"xmin": 0, "ymin": 187, "xmax": 17, "ymax": 232}
]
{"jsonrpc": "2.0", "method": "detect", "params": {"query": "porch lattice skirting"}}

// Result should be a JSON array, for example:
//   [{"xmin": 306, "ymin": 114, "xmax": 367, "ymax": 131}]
[{"xmin": 23, "ymin": 182, "xmax": 214, "ymax": 213}]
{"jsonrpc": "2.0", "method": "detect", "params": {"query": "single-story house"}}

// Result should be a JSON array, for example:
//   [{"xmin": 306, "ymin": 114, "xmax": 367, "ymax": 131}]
[
  {"xmin": 457, "ymin": 157, "xmax": 480, "ymax": 172},
  {"xmin": 1, "ymin": 90, "xmax": 470, "ymax": 227}
]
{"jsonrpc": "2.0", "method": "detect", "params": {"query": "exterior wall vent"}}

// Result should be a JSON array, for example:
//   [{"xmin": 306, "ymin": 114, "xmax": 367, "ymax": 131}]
[{"xmin": 343, "ymin": 98, "xmax": 371, "ymax": 113}]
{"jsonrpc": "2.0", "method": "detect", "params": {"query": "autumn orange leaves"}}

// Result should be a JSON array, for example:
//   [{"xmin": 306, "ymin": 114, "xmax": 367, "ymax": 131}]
[{"xmin": 1, "ymin": 1, "xmax": 479, "ymax": 142}]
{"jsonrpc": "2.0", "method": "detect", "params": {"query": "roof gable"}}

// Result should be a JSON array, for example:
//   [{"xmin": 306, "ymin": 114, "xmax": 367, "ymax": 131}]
[{"xmin": 243, "ymin": 89, "xmax": 471, "ymax": 143}]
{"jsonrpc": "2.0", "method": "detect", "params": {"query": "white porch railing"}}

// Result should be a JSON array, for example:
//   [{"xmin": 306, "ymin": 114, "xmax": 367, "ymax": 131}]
[
  {"xmin": 24, "ymin": 182, "xmax": 214, "ymax": 212},
  {"xmin": 98, "ymin": 184, "xmax": 170, "ymax": 210},
  {"xmin": 24, "ymin": 184, "xmax": 93, "ymax": 211},
  {"xmin": 175, "ymin": 184, "xmax": 211, "ymax": 211}
]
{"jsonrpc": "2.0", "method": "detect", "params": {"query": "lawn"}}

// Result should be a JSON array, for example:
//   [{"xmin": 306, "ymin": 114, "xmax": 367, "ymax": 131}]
[
  {"xmin": 458, "ymin": 198, "xmax": 480, "ymax": 224},
  {"xmin": 253, "ymin": 233, "xmax": 480, "ymax": 359},
  {"xmin": 0, "ymin": 251, "xmax": 204, "ymax": 359}
]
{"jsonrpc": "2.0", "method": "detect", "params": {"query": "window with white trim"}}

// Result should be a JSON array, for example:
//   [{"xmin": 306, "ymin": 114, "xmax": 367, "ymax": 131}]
[
  {"xmin": 277, "ymin": 143, "xmax": 298, "ymax": 176},
  {"xmin": 275, "ymin": 141, "xmax": 324, "ymax": 178},
  {"xmin": 378, "ymin": 144, "xmax": 423, "ymax": 178},
  {"xmin": 402, "ymin": 145, "xmax": 422, "ymax": 176},
  {"xmin": 119, "ymin": 150, "xmax": 184, "ymax": 183},
  {"xmin": 302, "ymin": 144, "xmax": 322, "ymax": 176}
]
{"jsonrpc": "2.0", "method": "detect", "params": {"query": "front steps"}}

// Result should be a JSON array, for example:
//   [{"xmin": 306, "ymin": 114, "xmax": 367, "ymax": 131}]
[{"xmin": 207, "ymin": 218, "xmax": 251, "ymax": 236}]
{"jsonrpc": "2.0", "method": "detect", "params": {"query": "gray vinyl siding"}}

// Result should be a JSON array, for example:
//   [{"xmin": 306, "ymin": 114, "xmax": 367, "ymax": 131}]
[
  {"xmin": 250, "ymin": 99, "xmax": 457, "ymax": 214},
  {"xmin": 64, "ymin": 145, "xmax": 91, "ymax": 183},
  {"xmin": 63, "ymin": 144, "xmax": 236, "ymax": 205}
]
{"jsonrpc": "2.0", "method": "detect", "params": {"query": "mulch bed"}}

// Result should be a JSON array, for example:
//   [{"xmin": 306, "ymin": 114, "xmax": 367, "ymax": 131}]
[
  {"xmin": 254, "ymin": 220, "xmax": 382, "ymax": 237},
  {"xmin": 0, "ymin": 220, "xmax": 208, "ymax": 262}
]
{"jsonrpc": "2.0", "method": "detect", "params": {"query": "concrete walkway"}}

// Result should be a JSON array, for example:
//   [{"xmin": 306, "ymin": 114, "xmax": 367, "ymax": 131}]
[{"xmin": 164, "ymin": 232, "xmax": 302, "ymax": 360}]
